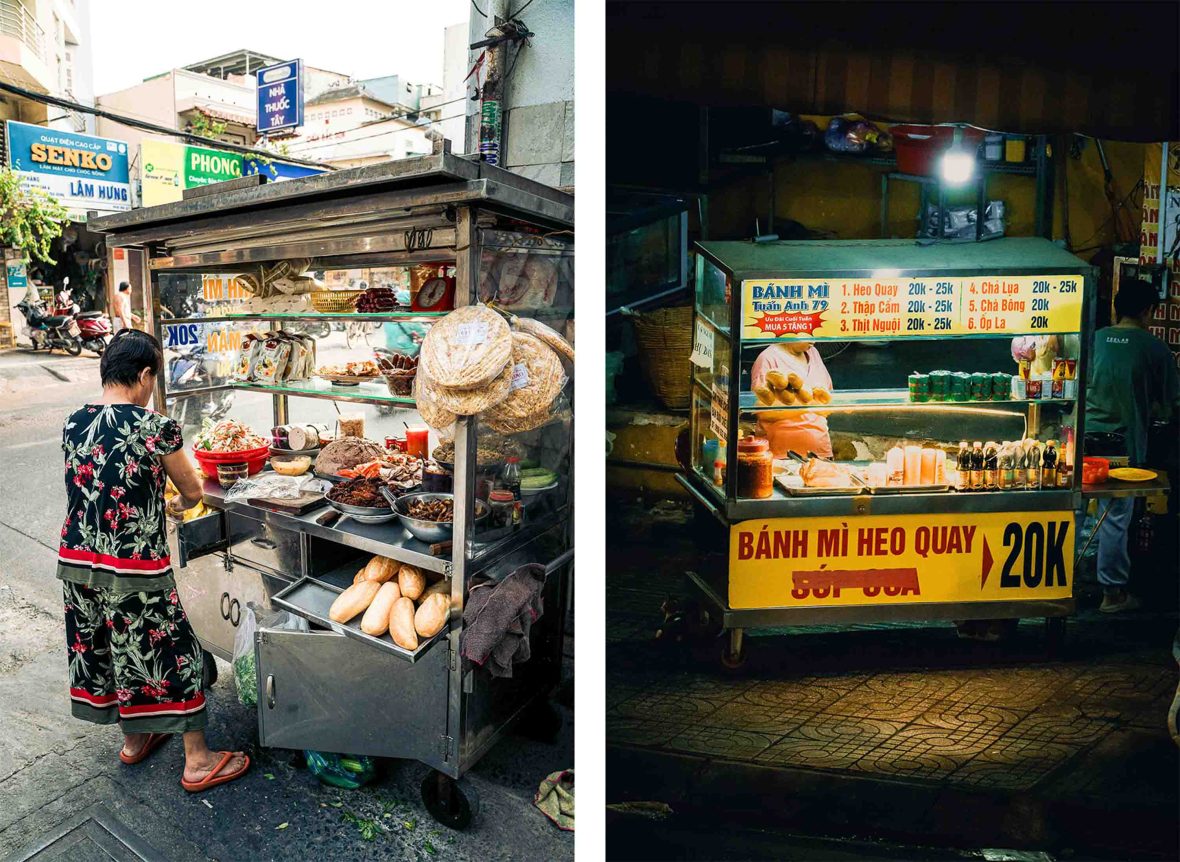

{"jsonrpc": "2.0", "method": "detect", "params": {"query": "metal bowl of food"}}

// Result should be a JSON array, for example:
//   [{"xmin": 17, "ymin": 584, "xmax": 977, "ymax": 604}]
[
  {"xmin": 326, "ymin": 477, "xmax": 396, "ymax": 523},
  {"xmin": 390, "ymin": 492, "xmax": 488, "ymax": 543}
]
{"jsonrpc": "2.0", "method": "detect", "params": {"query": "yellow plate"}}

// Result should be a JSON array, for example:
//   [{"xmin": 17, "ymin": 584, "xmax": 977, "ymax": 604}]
[{"xmin": 1108, "ymin": 467, "xmax": 1157, "ymax": 482}]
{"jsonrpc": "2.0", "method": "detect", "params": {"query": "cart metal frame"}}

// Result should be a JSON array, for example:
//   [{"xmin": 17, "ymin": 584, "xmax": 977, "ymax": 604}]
[
  {"xmin": 89, "ymin": 153, "xmax": 574, "ymax": 815},
  {"xmin": 682, "ymin": 238, "xmax": 1097, "ymax": 656}
]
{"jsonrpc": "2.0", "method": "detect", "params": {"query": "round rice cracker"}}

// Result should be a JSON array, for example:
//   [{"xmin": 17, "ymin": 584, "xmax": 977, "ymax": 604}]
[
  {"xmin": 413, "ymin": 370, "xmax": 458, "ymax": 432},
  {"xmin": 430, "ymin": 358, "xmax": 513, "ymax": 416},
  {"xmin": 419, "ymin": 305, "xmax": 512, "ymax": 391},
  {"xmin": 484, "ymin": 332, "xmax": 565, "ymax": 432},
  {"xmin": 512, "ymin": 316, "xmax": 574, "ymax": 363}
]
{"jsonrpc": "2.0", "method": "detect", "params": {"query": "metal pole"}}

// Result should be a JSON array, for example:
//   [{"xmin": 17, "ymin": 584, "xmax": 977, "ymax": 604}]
[{"xmin": 1157, "ymin": 143, "xmax": 1169, "ymax": 265}]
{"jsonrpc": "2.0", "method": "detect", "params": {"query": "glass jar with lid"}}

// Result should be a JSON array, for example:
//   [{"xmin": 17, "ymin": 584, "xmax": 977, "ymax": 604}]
[{"xmin": 736, "ymin": 436, "xmax": 774, "ymax": 499}]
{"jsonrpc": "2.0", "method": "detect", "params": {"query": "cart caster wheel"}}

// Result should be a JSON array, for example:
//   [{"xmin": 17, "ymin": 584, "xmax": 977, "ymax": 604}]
[
  {"xmin": 421, "ymin": 771, "xmax": 480, "ymax": 830},
  {"xmin": 200, "ymin": 650, "xmax": 218, "ymax": 690},
  {"xmin": 719, "ymin": 629, "xmax": 747, "ymax": 671},
  {"xmin": 656, "ymin": 595, "xmax": 719, "ymax": 643},
  {"xmin": 517, "ymin": 700, "xmax": 564, "ymax": 744}
]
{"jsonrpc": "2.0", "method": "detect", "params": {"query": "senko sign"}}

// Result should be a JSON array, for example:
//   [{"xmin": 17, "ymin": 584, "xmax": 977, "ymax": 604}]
[
  {"xmin": 256, "ymin": 59, "xmax": 303, "ymax": 134},
  {"xmin": 5, "ymin": 121, "xmax": 131, "ymax": 217}
]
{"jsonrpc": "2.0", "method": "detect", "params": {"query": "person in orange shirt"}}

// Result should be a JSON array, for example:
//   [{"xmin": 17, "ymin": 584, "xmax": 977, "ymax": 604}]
[{"xmin": 750, "ymin": 340, "xmax": 834, "ymax": 459}]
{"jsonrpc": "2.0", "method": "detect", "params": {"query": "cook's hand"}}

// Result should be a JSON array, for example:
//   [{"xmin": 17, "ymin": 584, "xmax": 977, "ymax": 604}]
[{"xmin": 166, "ymin": 495, "xmax": 188, "ymax": 520}]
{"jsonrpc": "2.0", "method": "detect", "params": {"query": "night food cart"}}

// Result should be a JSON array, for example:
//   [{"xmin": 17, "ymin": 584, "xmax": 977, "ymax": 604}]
[
  {"xmin": 680, "ymin": 238, "xmax": 1108, "ymax": 667},
  {"xmin": 89, "ymin": 153, "xmax": 574, "ymax": 828}
]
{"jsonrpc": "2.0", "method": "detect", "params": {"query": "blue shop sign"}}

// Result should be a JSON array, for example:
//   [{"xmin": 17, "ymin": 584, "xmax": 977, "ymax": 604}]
[
  {"xmin": 243, "ymin": 157, "xmax": 325, "ymax": 181},
  {"xmin": 5, "ymin": 121, "xmax": 131, "ymax": 215},
  {"xmin": 256, "ymin": 59, "xmax": 303, "ymax": 134}
]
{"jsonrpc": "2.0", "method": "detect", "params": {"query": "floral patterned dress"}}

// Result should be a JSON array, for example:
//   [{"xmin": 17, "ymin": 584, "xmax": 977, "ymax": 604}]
[{"xmin": 59, "ymin": 404, "xmax": 207, "ymax": 733}]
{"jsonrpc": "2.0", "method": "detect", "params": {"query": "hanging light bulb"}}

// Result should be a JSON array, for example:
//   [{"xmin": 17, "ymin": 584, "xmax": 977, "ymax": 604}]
[{"xmin": 940, "ymin": 126, "xmax": 976, "ymax": 185}]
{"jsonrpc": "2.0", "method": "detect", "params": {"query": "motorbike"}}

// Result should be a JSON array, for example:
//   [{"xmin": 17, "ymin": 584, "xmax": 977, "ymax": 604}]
[
  {"xmin": 54, "ymin": 287, "xmax": 112, "ymax": 355},
  {"xmin": 167, "ymin": 343, "xmax": 234, "ymax": 436},
  {"xmin": 16, "ymin": 297, "xmax": 83, "ymax": 355}
]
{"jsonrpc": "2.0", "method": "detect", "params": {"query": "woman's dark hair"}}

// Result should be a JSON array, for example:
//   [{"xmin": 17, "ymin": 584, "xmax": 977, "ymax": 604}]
[
  {"xmin": 100, "ymin": 330, "xmax": 163, "ymax": 388},
  {"xmin": 1114, "ymin": 278, "xmax": 1159, "ymax": 320}
]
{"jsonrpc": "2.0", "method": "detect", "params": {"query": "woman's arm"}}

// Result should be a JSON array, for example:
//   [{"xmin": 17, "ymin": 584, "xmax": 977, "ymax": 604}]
[{"xmin": 161, "ymin": 450, "xmax": 203, "ymax": 511}]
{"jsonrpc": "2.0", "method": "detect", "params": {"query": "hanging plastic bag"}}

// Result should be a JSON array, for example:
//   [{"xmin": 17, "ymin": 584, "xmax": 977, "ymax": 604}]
[
  {"xmin": 304, "ymin": 750, "xmax": 378, "ymax": 789},
  {"xmin": 233, "ymin": 604, "xmax": 308, "ymax": 707}
]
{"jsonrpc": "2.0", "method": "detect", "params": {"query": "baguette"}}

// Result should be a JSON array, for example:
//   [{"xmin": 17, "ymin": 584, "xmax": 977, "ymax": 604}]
[
  {"xmin": 352, "ymin": 568, "xmax": 365, "ymax": 585},
  {"xmin": 421, "ymin": 578, "xmax": 451, "ymax": 601},
  {"xmin": 764, "ymin": 370, "xmax": 788, "ymax": 391},
  {"xmin": 774, "ymin": 387, "xmax": 797, "ymax": 405},
  {"xmin": 361, "ymin": 555, "xmax": 399, "ymax": 583},
  {"xmin": 329, "ymin": 580, "xmax": 381, "ymax": 624},
  {"xmin": 389, "ymin": 596, "xmax": 418, "ymax": 650},
  {"xmin": 414, "ymin": 592, "xmax": 450, "ymax": 638},
  {"xmin": 753, "ymin": 385, "xmax": 775, "ymax": 406},
  {"xmin": 786, "ymin": 372, "xmax": 805, "ymax": 392},
  {"xmin": 360, "ymin": 581, "xmax": 401, "ymax": 635},
  {"xmin": 398, "ymin": 564, "xmax": 426, "ymax": 601}
]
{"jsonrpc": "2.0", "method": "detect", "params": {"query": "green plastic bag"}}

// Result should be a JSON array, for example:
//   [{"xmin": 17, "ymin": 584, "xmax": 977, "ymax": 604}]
[{"xmin": 304, "ymin": 750, "xmax": 377, "ymax": 789}]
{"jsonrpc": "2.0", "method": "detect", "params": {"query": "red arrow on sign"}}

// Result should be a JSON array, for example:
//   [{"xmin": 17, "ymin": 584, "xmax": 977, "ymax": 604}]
[{"xmin": 981, "ymin": 537, "xmax": 993, "ymax": 588}]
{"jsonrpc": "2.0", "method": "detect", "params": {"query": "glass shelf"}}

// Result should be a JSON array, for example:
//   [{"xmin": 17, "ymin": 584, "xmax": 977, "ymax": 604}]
[
  {"xmin": 231, "ymin": 378, "xmax": 416, "ymax": 406},
  {"xmin": 162, "ymin": 311, "xmax": 447, "ymax": 324},
  {"xmin": 738, "ymin": 388, "xmax": 1076, "ymax": 413}
]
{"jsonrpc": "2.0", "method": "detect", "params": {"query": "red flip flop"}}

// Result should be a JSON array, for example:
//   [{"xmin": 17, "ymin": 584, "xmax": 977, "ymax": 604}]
[
  {"xmin": 181, "ymin": 751, "xmax": 251, "ymax": 793},
  {"xmin": 119, "ymin": 732, "xmax": 171, "ymax": 765}
]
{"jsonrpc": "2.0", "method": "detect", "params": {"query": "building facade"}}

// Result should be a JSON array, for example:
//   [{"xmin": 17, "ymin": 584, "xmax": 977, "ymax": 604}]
[{"xmin": 0, "ymin": 0, "xmax": 94, "ymax": 135}]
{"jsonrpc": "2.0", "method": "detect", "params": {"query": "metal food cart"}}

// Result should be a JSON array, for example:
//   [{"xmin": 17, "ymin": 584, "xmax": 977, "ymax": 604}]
[
  {"xmin": 89, "ymin": 152, "xmax": 574, "ymax": 828},
  {"xmin": 678, "ymin": 237, "xmax": 1137, "ymax": 666}
]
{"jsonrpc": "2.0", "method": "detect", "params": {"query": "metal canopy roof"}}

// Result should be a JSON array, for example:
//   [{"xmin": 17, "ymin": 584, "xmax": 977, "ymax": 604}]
[
  {"xmin": 697, "ymin": 238, "xmax": 1092, "ymax": 275},
  {"xmin": 88, "ymin": 153, "xmax": 574, "ymax": 240}
]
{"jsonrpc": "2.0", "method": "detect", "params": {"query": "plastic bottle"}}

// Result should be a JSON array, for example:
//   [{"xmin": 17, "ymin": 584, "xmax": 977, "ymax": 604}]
[
  {"xmin": 1041, "ymin": 440, "xmax": 1058, "ymax": 488},
  {"xmin": 955, "ymin": 441, "xmax": 970, "ymax": 491},
  {"xmin": 983, "ymin": 442, "xmax": 999, "ymax": 489},
  {"xmin": 970, "ymin": 442, "xmax": 984, "ymax": 490},
  {"xmin": 500, "ymin": 456, "xmax": 523, "ymax": 527}
]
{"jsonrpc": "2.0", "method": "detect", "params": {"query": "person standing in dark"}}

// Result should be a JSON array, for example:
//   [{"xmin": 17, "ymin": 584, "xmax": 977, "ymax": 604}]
[{"xmin": 1085, "ymin": 279, "xmax": 1179, "ymax": 612}]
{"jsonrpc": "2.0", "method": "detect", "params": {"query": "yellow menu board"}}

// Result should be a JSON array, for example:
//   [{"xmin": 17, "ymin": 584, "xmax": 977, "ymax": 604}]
[
  {"xmin": 729, "ymin": 510, "xmax": 1074, "ymax": 609},
  {"xmin": 742, "ymin": 275, "xmax": 1083, "ymax": 341}
]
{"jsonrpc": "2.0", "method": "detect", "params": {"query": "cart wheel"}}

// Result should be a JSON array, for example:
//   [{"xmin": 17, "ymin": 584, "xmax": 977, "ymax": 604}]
[
  {"xmin": 516, "ymin": 699, "xmax": 564, "ymax": 743},
  {"xmin": 200, "ymin": 649, "xmax": 218, "ymax": 690},
  {"xmin": 421, "ymin": 771, "xmax": 480, "ymax": 830},
  {"xmin": 1045, "ymin": 617, "xmax": 1067, "ymax": 659},
  {"xmin": 719, "ymin": 629, "xmax": 747, "ymax": 671}
]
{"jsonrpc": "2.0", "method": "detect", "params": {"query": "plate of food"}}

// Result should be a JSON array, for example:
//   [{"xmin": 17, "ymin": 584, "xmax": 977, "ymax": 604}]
[
  {"xmin": 778, "ymin": 457, "xmax": 865, "ymax": 496},
  {"xmin": 317, "ymin": 360, "xmax": 380, "ymax": 386},
  {"xmin": 1108, "ymin": 467, "xmax": 1157, "ymax": 482}
]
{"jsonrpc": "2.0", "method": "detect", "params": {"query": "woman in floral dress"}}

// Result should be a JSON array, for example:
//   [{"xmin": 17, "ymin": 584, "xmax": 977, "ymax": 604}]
[{"xmin": 59, "ymin": 329, "xmax": 249, "ymax": 791}]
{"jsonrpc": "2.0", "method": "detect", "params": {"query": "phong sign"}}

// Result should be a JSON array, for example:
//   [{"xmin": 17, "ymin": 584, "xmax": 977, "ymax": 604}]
[
  {"xmin": 5, "ymin": 121, "xmax": 131, "ymax": 218},
  {"xmin": 728, "ymin": 511, "xmax": 1073, "ymax": 609},
  {"xmin": 141, "ymin": 140, "xmax": 242, "ymax": 207}
]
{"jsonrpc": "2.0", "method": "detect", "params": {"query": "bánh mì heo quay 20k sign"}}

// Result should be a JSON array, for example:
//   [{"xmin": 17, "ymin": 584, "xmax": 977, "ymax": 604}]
[{"xmin": 5, "ymin": 120, "xmax": 131, "ymax": 218}]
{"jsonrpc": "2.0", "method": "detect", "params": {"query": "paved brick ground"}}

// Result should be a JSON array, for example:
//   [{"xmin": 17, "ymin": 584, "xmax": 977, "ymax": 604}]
[{"xmin": 606, "ymin": 500, "xmax": 1180, "ymax": 860}]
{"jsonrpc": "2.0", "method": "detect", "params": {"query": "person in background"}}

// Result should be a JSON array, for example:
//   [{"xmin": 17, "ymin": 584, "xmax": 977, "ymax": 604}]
[
  {"xmin": 1085, "ymin": 278, "xmax": 1179, "ymax": 613},
  {"xmin": 59, "ymin": 330, "xmax": 249, "ymax": 791},
  {"xmin": 750, "ymin": 340, "xmax": 834, "ymax": 459},
  {"xmin": 112, "ymin": 282, "xmax": 141, "ymax": 332}
]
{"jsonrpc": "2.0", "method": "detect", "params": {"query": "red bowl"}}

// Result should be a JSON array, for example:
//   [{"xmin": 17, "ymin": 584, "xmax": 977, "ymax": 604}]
[
  {"xmin": 192, "ymin": 445, "xmax": 270, "ymax": 479},
  {"xmin": 1082, "ymin": 456, "xmax": 1110, "ymax": 485}
]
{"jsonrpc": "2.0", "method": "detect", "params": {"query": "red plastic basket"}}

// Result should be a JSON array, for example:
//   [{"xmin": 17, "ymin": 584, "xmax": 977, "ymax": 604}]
[
  {"xmin": 192, "ymin": 445, "xmax": 270, "ymax": 479},
  {"xmin": 891, "ymin": 125, "xmax": 984, "ymax": 176}
]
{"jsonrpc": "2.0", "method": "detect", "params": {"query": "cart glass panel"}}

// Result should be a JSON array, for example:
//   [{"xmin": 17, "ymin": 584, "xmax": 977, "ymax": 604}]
[{"xmin": 717, "ymin": 269, "xmax": 1085, "ymax": 501}]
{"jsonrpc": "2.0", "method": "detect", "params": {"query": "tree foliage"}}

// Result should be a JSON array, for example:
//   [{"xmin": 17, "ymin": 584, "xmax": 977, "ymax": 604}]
[{"xmin": 0, "ymin": 167, "xmax": 69, "ymax": 263}]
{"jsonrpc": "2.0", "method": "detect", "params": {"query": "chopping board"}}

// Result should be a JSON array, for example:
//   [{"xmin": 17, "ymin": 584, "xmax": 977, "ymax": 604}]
[{"xmin": 246, "ymin": 491, "xmax": 327, "ymax": 515}]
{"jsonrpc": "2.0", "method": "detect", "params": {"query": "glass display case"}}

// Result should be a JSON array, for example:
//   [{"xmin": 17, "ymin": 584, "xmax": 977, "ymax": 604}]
[{"xmin": 679, "ymin": 238, "xmax": 1097, "ymax": 665}]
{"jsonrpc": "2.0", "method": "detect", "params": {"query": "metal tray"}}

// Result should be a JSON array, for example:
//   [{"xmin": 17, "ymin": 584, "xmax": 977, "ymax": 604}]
[
  {"xmin": 270, "ymin": 576, "xmax": 445, "ymax": 663},
  {"xmin": 868, "ymin": 483, "xmax": 950, "ymax": 495},
  {"xmin": 775, "ymin": 476, "xmax": 864, "ymax": 497}
]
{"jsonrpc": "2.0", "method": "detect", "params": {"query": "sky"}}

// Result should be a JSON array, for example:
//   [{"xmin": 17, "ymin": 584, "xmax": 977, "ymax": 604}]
[{"xmin": 88, "ymin": 0, "xmax": 470, "ymax": 95}]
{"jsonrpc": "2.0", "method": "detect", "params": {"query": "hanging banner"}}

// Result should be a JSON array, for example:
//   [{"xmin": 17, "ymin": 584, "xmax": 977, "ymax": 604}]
[
  {"xmin": 1139, "ymin": 142, "xmax": 1180, "ymax": 362},
  {"xmin": 742, "ymin": 275, "xmax": 1084, "ymax": 341},
  {"xmin": 729, "ymin": 510, "xmax": 1074, "ymax": 609},
  {"xmin": 5, "ymin": 121, "xmax": 131, "ymax": 218}
]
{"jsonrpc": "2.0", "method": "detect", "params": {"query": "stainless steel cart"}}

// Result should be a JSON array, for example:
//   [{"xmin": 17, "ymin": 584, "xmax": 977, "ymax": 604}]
[
  {"xmin": 678, "ymin": 238, "xmax": 1095, "ymax": 666},
  {"xmin": 89, "ymin": 152, "xmax": 574, "ymax": 828}
]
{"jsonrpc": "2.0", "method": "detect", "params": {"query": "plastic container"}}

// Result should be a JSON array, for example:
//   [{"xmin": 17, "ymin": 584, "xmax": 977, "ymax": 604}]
[
  {"xmin": 736, "ymin": 437, "xmax": 774, "ymax": 499},
  {"xmin": 1082, "ymin": 457, "xmax": 1110, "ymax": 485},
  {"xmin": 1005, "ymin": 136, "xmax": 1028, "ymax": 163},
  {"xmin": 891, "ymin": 125, "xmax": 985, "ymax": 176},
  {"xmin": 192, "ymin": 445, "xmax": 270, "ymax": 480}
]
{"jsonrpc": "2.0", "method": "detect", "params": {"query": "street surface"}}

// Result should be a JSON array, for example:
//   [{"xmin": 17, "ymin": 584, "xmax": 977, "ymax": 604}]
[
  {"xmin": 0, "ymin": 348, "xmax": 573, "ymax": 862},
  {"xmin": 606, "ymin": 499, "xmax": 1180, "ymax": 862}
]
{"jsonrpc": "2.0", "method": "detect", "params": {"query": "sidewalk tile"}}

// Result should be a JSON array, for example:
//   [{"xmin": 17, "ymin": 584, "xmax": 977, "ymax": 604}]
[
  {"xmin": 850, "ymin": 723, "xmax": 1002, "ymax": 781},
  {"xmin": 917, "ymin": 701, "xmax": 1027, "ymax": 734},
  {"xmin": 1003, "ymin": 705, "xmax": 1119, "ymax": 746},
  {"xmin": 607, "ymin": 716, "xmax": 692, "ymax": 748},
  {"xmin": 754, "ymin": 715, "xmax": 905, "ymax": 770},
  {"xmin": 664, "ymin": 725, "xmax": 780, "ymax": 760},
  {"xmin": 945, "ymin": 737, "xmax": 1077, "ymax": 790}
]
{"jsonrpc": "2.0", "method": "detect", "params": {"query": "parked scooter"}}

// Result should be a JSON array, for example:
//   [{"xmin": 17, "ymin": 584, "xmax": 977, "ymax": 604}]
[
  {"xmin": 54, "ymin": 285, "xmax": 113, "ymax": 355},
  {"xmin": 16, "ymin": 296, "xmax": 83, "ymax": 355}
]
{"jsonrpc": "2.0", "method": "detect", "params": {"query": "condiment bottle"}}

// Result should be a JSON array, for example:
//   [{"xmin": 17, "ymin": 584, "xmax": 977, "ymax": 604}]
[
  {"xmin": 713, "ymin": 459, "xmax": 725, "ymax": 487},
  {"xmin": 1026, "ymin": 441, "xmax": 1042, "ymax": 489},
  {"xmin": 736, "ymin": 436, "xmax": 774, "ymax": 499},
  {"xmin": 1056, "ymin": 444, "xmax": 1073, "ymax": 489},
  {"xmin": 1041, "ymin": 440, "xmax": 1058, "ymax": 488},
  {"xmin": 501, "ymin": 457, "xmax": 522, "ymax": 500},
  {"xmin": 970, "ymin": 442, "xmax": 984, "ymax": 490},
  {"xmin": 999, "ymin": 442, "xmax": 1016, "ymax": 490},
  {"xmin": 983, "ymin": 442, "xmax": 999, "ymax": 490},
  {"xmin": 955, "ymin": 441, "xmax": 970, "ymax": 491}
]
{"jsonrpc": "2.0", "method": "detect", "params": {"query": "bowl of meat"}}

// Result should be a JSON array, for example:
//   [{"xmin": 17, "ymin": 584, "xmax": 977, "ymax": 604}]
[
  {"xmin": 389, "ymin": 492, "xmax": 489, "ymax": 543},
  {"xmin": 326, "ymin": 477, "xmax": 397, "ymax": 524}
]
